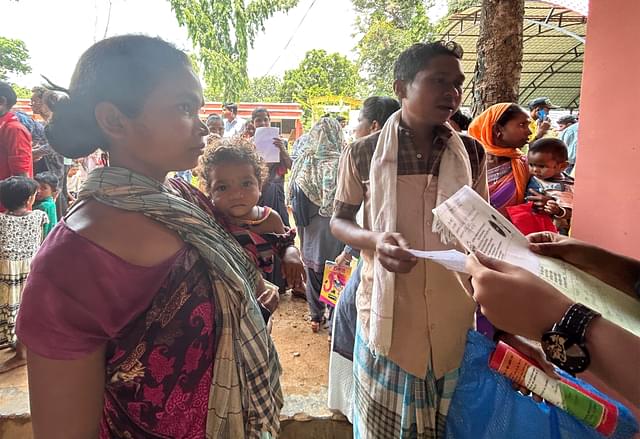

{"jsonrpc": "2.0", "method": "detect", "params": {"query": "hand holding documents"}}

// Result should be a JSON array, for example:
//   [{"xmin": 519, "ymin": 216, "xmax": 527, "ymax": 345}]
[
  {"xmin": 254, "ymin": 127, "xmax": 281, "ymax": 163},
  {"xmin": 431, "ymin": 186, "xmax": 640, "ymax": 337}
]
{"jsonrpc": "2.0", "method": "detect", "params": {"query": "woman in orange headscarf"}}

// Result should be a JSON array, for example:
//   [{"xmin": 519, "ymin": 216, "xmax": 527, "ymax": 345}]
[{"xmin": 468, "ymin": 103, "xmax": 531, "ymax": 215}]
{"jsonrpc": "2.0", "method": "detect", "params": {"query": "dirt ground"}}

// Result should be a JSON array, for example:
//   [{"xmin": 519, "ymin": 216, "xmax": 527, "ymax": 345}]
[{"xmin": 270, "ymin": 291, "xmax": 330, "ymax": 396}]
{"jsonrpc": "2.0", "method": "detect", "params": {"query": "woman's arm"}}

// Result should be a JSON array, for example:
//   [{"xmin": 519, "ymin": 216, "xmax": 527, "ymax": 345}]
[
  {"xmin": 28, "ymin": 346, "xmax": 106, "ymax": 439},
  {"xmin": 24, "ymin": 201, "xmax": 187, "ymax": 438}
]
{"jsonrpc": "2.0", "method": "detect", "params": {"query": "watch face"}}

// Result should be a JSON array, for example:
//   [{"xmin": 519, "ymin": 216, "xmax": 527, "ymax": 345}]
[{"xmin": 541, "ymin": 331, "xmax": 590, "ymax": 374}]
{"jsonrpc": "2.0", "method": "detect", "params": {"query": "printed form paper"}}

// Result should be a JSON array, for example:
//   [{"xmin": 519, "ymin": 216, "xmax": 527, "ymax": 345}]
[
  {"xmin": 254, "ymin": 127, "xmax": 281, "ymax": 163},
  {"xmin": 432, "ymin": 186, "xmax": 640, "ymax": 337},
  {"xmin": 408, "ymin": 249, "xmax": 469, "ymax": 274}
]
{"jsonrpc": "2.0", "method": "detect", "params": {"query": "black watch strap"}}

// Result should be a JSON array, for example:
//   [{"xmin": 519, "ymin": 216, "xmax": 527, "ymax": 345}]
[{"xmin": 553, "ymin": 303, "xmax": 601, "ymax": 343}]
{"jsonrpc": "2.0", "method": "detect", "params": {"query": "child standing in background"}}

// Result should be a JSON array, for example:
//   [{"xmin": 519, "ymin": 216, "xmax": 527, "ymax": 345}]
[
  {"xmin": 34, "ymin": 171, "xmax": 59, "ymax": 237},
  {"xmin": 65, "ymin": 161, "xmax": 87, "ymax": 203},
  {"xmin": 527, "ymin": 138, "xmax": 574, "ymax": 234},
  {"xmin": 0, "ymin": 176, "xmax": 47, "ymax": 372}
]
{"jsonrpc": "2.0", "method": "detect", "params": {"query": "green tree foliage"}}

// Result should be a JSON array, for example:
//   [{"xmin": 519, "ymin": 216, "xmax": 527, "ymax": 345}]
[
  {"xmin": 280, "ymin": 49, "xmax": 359, "ymax": 122},
  {"xmin": 239, "ymin": 75, "xmax": 284, "ymax": 102},
  {"xmin": 168, "ymin": 0, "xmax": 299, "ymax": 101},
  {"xmin": 11, "ymin": 84, "xmax": 31, "ymax": 99},
  {"xmin": 353, "ymin": 0, "xmax": 434, "ymax": 96},
  {"xmin": 448, "ymin": 0, "xmax": 478, "ymax": 14},
  {"xmin": 0, "ymin": 37, "xmax": 31, "ymax": 81}
]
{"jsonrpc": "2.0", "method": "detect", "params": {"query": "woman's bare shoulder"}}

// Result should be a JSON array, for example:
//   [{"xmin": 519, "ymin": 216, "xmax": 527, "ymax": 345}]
[{"xmin": 65, "ymin": 200, "xmax": 184, "ymax": 266}]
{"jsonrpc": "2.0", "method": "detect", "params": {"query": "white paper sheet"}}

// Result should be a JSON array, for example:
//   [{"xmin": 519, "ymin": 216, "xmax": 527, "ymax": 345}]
[
  {"xmin": 432, "ymin": 186, "xmax": 539, "ymax": 273},
  {"xmin": 254, "ymin": 127, "xmax": 281, "ymax": 163},
  {"xmin": 432, "ymin": 185, "xmax": 640, "ymax": 337},
  {"xmin": 408, "ymin": 249, "xmax": 469, "ymax": 274},
  {"xmin": 537, "ymin": 257, "xmax": 640, "ymax": 338}
]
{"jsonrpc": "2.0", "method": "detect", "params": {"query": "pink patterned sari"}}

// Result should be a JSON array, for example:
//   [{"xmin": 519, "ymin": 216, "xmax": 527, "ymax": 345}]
[
  {"xmin": 487, "ymin": 158, "xmax": 527, "ymax": 216},
  {"xmin": 101, "ymin": 246, "xmax": 217, "ymax": 438}
]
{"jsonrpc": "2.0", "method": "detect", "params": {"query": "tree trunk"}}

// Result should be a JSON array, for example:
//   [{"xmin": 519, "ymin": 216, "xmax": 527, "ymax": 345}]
[{"xmin": 471, "ymin": 0, "xmax": 525, "ymax": 116}]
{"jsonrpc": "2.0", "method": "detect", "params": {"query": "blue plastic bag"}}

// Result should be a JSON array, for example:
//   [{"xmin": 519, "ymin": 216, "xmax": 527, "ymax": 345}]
[{"xmin": 445, "ymin": 331, "xmax": 638, "ymax": 439}]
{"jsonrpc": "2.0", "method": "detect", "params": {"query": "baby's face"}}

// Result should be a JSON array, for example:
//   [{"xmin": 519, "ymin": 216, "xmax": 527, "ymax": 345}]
[
  {"xmin": 528, "ymin": 151, "xmax": 566, "ymax": 179},
  {"xmin": 207, "ymin": 163, "xmax": 261, "ymax": 219}
]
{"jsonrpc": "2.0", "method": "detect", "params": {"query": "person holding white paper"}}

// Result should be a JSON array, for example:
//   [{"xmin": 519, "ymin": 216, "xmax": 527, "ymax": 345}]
[
  {"xmin": 328, "ymin": 95, "xmax": 400, "ymax": 423},
  {"xmin": 251, "ymin": 108, "xmax": 291, "ymax": 221},
  {"xmin": 251, "ymin": 108, "xmax": 293, "ymax": 296},
  {"xmin": 466, "ymin": 235, "xmax": 640, "ymax": 406},
  {"xmin": 330, "ymin": 41, "xmax": 489, "ymax": 438}
]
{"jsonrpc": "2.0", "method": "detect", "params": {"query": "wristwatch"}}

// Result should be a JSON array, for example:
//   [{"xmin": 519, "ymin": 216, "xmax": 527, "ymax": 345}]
[{"xmin": 541, "ymin": 303, "xmax": 601, "ymax": 374}]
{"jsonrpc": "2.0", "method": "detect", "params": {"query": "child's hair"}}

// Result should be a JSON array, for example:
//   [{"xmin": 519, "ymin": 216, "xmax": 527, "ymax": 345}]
[
  {"xmin": 528, "ymin": 138, "xmax": 569, "ymax": 162},
  {"xmin": 32, "ymin": 86, "xmax": 60, "ymax": 112},
  {"xmin": 35, "ymin": 171, "xmax": 60, "ymax": 191},
  {"xmin": 394, "ymin": 41, "xmax": 463, "ymax": 83},
  {"xmin": 31, "ymin": 86, "xmax": 47, "ymax": 100},
  {"xmin": 44, "ymin": 35, "xmax": 192, "ymax": 159},
  {"xmin": 0, "ymin": 81, "xmax": 18, "ymax": 109},
  {"xmin": 197, "ymin": 137, "xmax": 268, "ymax": 193},
  {"xmin": 0, "ymin": 176, "xmax": 39, "ymax": 210}
]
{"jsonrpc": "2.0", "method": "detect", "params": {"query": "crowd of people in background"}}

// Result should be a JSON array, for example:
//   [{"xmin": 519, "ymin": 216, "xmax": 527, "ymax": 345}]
[{"xmin": 0, "ymin": 34, "xmax": 637, "ymax": 439}]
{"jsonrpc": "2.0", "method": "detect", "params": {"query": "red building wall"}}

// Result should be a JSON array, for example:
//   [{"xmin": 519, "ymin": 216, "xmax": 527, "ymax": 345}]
[
  {"xmin": 14, "ymin": 99, "xmax": 304, "ymax": 138},
  {"xmin": 571, "ymin": 0, "xmax": 640, "ymax": 259}
]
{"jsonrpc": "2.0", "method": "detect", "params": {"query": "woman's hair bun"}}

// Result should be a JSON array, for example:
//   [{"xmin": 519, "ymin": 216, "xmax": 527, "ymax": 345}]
[
  {"xmin": 45, "ymin": 94, "xmax": 106, "ymax": 159},
  {"xmin": 43, "ymin": 35, "xmax": 192, "ymax": 160}
]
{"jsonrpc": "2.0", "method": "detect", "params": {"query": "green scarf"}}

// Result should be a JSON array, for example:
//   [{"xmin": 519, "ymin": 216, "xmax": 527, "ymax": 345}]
[{"xmin": 78, "ymin": 167, "xmax": 282, "ymax": 439}]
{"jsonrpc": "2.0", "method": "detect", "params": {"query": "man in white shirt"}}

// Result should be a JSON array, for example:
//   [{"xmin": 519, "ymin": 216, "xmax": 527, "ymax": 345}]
[{"xmin": 222, "ymin": 102, "xmax": 246, "ymax": 137}]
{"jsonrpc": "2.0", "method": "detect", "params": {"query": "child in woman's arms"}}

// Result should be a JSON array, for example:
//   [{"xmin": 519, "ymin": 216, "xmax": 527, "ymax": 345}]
[
  {"xmin": 198, "ymin": 138, "xmax": 306, "ymax": 294},
  {"xmin": 526, "ymin": 138, "xmax": 574, "ymax": 234}
]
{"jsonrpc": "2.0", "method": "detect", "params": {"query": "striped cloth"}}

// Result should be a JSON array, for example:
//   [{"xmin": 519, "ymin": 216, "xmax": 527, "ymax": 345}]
[
  {"xmin": 353, "ymin": 322, "xmax": 459, "ymax": 439},
  {"xmin": 487, "ymin": 160, "xmax": 525, "ymax": 215},
  {"xmin": 78, "ymin": 168, "xmax": 282, "ymax": 439}
]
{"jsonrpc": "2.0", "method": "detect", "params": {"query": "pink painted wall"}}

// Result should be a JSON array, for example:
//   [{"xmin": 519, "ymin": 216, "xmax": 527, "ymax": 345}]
[{"xmin": 571, "ymin": 0, "xmax": 640, "ymax": 259}]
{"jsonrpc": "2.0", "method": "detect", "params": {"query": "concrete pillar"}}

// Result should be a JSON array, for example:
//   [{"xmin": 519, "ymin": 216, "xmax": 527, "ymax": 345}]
[{"xmin": 571, "ymin": 0, "xmax": 640, "ymax": 259}]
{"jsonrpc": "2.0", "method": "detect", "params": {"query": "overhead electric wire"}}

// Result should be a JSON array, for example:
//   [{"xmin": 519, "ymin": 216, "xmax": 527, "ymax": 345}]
[{"xmin": 263, "ymin": 0, "xmax": 318, "ymax": 76}]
